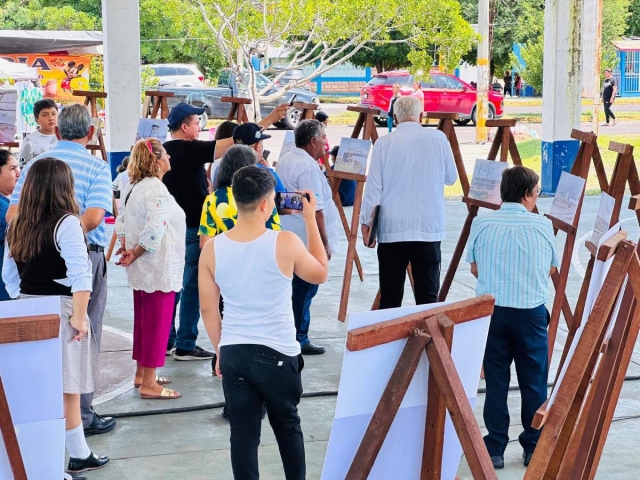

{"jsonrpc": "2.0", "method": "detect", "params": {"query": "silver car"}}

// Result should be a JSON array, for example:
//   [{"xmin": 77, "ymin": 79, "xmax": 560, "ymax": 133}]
[{"xmin": 146, "ymin": 63, "xmax": 205, "ymax": 87}]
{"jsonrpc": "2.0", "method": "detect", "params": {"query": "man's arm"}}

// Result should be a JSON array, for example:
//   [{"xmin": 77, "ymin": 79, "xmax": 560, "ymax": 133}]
[
  {"xmin": 258, "ymin": 104, "xmax": 288, "ymax": 129},
  {"xmin": 612, "ymin": 82, "xmax": 618, "ymax": 102},
  {"xmin": 360, "ymin": 142, "xmax": 383, "ymax": 247},
  {"xmin": 81, "ymin": 208, "xmax": 106, "ymax": 233},
  {"xmin": 315, "ymin": 209, "xmax": 330, "ymax": 259},
  {"xmin": 443, "ymin": 139, "xmax": 458, "ymax": 186},
  {"xmin": 199, "ymin": 240, "xmax": 222, "ymax": 376},
  {"xmin": 470, "ymin": 262, "xmax": 478, "ymax": 278}
]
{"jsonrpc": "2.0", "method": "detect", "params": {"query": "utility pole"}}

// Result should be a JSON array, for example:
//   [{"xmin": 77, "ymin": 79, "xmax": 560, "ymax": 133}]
[
  {"xmin": 592, "ymin": 0, "xmax": 603, "ymax": 134},
  {"xmin": 476, "ymin": 0, "xmax": 490, "ymax": 143}
]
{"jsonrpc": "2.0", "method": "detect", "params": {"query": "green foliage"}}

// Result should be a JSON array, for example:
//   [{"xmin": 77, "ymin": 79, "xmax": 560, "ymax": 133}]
[
  {"xmin": 0, "ymin": 1, "xmax": 98, "ymax": 29},
  {"xmin": 628, "ymin": 0, "xmax": 640, "ymax": 35},
  {"xmin": 89, "ymin": 56, "xmax": 104, "ymax": 107},
  {"xmin": 349, "ymin": 31, "xmax": 412, "ymax": 72},
  {"xmin": 140, "ymin": 66, "xmax": 159, "ymax": 102}
]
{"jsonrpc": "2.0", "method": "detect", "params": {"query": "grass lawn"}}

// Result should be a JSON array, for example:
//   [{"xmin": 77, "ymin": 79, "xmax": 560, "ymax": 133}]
[{"xmin": 444, "ymin": 133, "xmax": 640, "ymax": 198}]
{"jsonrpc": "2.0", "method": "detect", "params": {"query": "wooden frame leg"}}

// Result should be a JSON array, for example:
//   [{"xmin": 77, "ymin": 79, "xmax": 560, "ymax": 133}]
[
  {"xmin": 345, "ymin": 333, "xmax": 430, "ymax": 480},
  {"xmin": 0, "ymin": 377, "xmax": 28, "ymax": 480}
]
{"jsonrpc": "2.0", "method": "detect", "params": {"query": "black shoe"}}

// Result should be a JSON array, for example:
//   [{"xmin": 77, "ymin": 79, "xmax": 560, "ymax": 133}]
[
  {"xmin": 83, "ymin": 413, "xmax": 116, "ymax": 437},
  {"xmin": 166, "ymin": 344, "xmax": 176, "ymax": 356},
  {"xmin": 301, "ymin": 342, "xmax": 326, "ymax": 355},
  {"xmin": 523, "ymin": 450, "xmax": 533, "ymax": 467},
  {"xmin": 174, "ymin": 345, "xmax": 215, "ymax": 361},
  {"xmin": 67, "ymin": 452, "xmax": 110, "ymax": 473},
  {"xmin": 490, "ymin": 455, "xmax": 504, "ymax": 469}
]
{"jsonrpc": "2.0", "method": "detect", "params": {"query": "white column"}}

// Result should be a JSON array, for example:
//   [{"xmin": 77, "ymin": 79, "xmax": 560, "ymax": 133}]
[
  {"xmin": 102, "ymin": 0, "xmax": 141, "ymax": 178},
  {"xmin": 540, "ymin": 0, "xmax": 582, "ymax": 194},
  {"xmin": 476, "ymin": 0, "xmax": 490, "ymax": 143}
]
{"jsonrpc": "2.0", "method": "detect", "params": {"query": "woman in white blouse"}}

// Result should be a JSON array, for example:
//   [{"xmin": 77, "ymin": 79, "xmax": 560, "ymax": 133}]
[{"xmin": 116, "ymin": 138, "xmax": 185, "ymax": 400}]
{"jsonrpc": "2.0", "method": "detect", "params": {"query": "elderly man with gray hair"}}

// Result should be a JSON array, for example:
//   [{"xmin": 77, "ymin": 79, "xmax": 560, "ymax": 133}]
[
  {"xmin": 360, "ymin": 96, "xmax": 457, "ymax": 309},
  {"xmin": 6, "ymin": 103, "xmax": 117, "ymax": 442},
  {"xmin": 276, "ymin": 119, "xmax": 339, "ymax": 355}
]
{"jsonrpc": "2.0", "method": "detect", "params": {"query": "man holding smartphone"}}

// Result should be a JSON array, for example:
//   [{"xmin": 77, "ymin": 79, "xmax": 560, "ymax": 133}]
[{"xmin": 276, "ymin": 120, "xmax": 340, "ymax": 355}]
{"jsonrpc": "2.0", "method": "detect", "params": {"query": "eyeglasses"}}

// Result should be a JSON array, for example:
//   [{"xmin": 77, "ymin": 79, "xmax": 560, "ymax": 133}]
[{"xmin": 535, "ymin": 187, "xmax": 542, "ymax": 195}]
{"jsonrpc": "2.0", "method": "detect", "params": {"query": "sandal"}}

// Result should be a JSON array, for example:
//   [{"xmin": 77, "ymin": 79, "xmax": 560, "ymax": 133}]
[
  {"xmin": 140, "ymin": 387, "xmax": 182, "ymax": 400},
  {"xmin": 134, "ymin": 375, "xmax": 171, "ymax": 388}
]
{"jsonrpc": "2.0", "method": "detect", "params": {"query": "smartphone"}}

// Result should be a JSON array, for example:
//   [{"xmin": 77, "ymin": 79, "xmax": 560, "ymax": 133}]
[
  {"xmin": 289, "ymin": 94, "xmax": 297, "ymax": 106},
  {"xmin": 276, "ymin": 191, "xmax": 310, "ymax": 211},
  {"xmin": 263, "ymin": 150, "xmax": 271, "ymax": 160}
]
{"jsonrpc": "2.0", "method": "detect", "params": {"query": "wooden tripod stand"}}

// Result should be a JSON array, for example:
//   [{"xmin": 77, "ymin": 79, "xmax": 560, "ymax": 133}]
[
  {"xmin": 344, "ymin": 295, "xmax": 497, "ymax": 480},
  {"xmin": 221, "ymin": 96, "xmax": 251, "ymax": 123},
  {"xmin": 142, "ymin": 90, "xmax": 174, "ymax": 119},
  {"xmin": 438, "ymin": 119, "xmax": 524, "ymax": 302},
  {"xmin": 292, "ymin": 101, "xmax": 318, "ymax": 121},
  {"xmin": 72, "ymin": 90, "xmax": 108, "ymax": 162},
  {"xmin": 425, "ymin": 113, "xmax": 470, "ymax": 196},
  {"xmin": 526, "ymin": 236, "xmax": 640, "ymax": 479}
]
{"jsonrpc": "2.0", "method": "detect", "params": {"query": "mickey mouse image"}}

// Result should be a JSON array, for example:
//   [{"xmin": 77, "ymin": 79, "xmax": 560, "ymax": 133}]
[{"xmin": 61, "ymin": 61, "xmax": 85, "ymax": 92}]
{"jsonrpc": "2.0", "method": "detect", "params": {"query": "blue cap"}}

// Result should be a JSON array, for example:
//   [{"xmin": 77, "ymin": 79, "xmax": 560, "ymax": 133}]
[{"xmin": 167, "ymin": 103, "xmax": 205, "ymax": 129}]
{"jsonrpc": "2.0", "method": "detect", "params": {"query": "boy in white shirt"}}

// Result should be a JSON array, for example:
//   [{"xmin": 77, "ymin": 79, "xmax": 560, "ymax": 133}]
[{"xmin": 20, "ymin": 98, "xmax": 59, "ymax": 167}]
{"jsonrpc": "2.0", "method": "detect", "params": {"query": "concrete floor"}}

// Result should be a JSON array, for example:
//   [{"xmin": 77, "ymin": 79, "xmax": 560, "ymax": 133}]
[{"xmin": 80, "ymin": 193, "xmax": 640, "ymax": 480}]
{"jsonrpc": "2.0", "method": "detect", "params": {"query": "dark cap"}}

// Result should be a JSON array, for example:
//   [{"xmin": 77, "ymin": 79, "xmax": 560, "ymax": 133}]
[
  {"xmin": 316, "ymin": 111, "xmax": 329, "ymax": 122},
  {"xmin": 330, "ymin": 145, "xmax": 339, "ymax": 157},
  {"xmin": 232, "ymin": 122, "xmax": 271, "ymax": 145},
  {"xmin": 168, "ymin": 103, "xmax": 205, "ymax": 129}
]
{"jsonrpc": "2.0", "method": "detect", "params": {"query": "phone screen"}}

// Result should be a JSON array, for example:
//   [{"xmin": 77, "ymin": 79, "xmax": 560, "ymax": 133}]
[{"xmin": 276, "ymin": 192, "xmax": 307, "ymax": 211}]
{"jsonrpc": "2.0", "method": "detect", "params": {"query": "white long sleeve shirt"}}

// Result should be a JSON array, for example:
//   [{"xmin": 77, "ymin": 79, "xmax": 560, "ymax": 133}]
[{"xmin": 360, "ymin": 121, "xmax": 457, "ymax": 243}]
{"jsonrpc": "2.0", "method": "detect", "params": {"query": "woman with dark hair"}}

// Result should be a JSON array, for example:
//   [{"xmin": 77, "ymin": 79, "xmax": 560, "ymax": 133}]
[
  {"xmin": 209, "ymin": 120, "xmax": 239, "ymax": 187},
  {"xmin": 0, "ymin": 149, "xmax": 20, "ymax": 300},
  {"xmin": 199, "ymin": 144, "xmax": 280, "ymax": 249},
  {"xmin": 116, "ymin": 138, "xmax": 185, "ymax": 400},
  {"xmin": 2, "ymin": 158, "xmax": 109, "ymax": 476}
]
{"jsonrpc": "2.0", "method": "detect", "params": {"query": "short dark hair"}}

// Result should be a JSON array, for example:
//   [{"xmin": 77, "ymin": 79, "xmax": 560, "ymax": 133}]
[
  {"xmin": 232, "ymin": 166, "xmax": 276, "ymax": 212},
  {"xmin": 500, "ymin": 165, "xmax": 539, "ymax": 203},
  {"xmin": 0, "ymin": 149, "xmax": 14, "ymax": 169},
  {"xmin": 216, "ymin": 145, "xmax": 257, "ymax": 189},
  {"xmin": 215, "ymin": 120, "xmax": 238, "ymax": 140},
  {"xmin": 294, "ymin": 119, "xmax": 323, "ymax": 148},
  {"xmin": 33, "ymin": 99, "xmax": 58, "ymax": 119}
]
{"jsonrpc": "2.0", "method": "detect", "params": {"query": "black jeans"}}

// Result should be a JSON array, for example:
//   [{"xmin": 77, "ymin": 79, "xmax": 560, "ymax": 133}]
[
  {"xmin": 604, "ymin": 101, "xmax": 616, "ymax": 123},
  {"xmin": 483, "ymin": 304, "xmax": 549, "ymax": 457},
  {"xmin": 220, "ymin": 344, "xmax": 305, "ymax": 480},
  {"xmin": 377, "ymin": 241, "xmax": 441, "ymax": 309}
]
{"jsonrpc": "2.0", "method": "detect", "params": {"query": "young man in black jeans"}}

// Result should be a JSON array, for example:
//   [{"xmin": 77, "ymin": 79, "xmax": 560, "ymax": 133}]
[
  {"xmin": 602, "ymin": 68, "xmax": 617, "ymax": 126},
  {"xmin": 199, "ymin": 167, "xmax": 328, "ymax": 479}
]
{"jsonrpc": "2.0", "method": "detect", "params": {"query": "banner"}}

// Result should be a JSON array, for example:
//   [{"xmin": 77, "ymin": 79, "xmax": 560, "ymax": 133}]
[{"xmin": 0, "ymin": 54, "xmax": 93, "ymax": 101}]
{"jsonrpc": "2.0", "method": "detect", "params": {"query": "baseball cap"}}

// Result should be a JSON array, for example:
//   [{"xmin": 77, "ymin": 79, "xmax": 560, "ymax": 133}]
[
  {"xmin": 167, "ymin": 103, "xmax": 205, "ymax": 129},
  {"xmin": 232, "ymin": 122, "xmax": 272, "ymax": 145}
]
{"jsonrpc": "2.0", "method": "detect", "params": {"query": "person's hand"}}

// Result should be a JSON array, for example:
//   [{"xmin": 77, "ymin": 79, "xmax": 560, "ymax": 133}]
[
  {"xmin": 259, "ymin": 156, "xmax": 270, "ymax": 167},
  {"xmin": 325, "ymin": 245, "xmax": 332, "ymax": 261},
  {"xmin": 115, "ymin": 245, "xmax": 126, "ymax": 256},
  {"xmin": 267, "ymin": 104, "xmax": 288, "ymax": 123},
  {"xmin": 362, "ymin": 224, "xmax": 375, "ymax": 248},
  {"xmin": 116, "ymin": 249, "xmax": 137, "ymax": 266},
  {"xmin": 299, "ymin": 190, "xmax": 317, "ymax": 221},
  {"xmin": 70, "ymin": 313, "xmax": 88, "ymax": 341},
  {"xmin": 215, "ymin": 354, "xmax": 222, "ymax": 378}
]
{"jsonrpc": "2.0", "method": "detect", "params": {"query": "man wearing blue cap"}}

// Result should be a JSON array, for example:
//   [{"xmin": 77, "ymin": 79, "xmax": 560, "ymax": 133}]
[{"xmin": 163, "ymin": 102, "xmax": 287, "ymax": 361}]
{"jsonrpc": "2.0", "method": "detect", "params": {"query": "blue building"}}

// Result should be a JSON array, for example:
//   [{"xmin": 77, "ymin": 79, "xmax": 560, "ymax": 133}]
[{"xmin": 613, "ymin": 39, "xmax": 640, "ymax": 97}]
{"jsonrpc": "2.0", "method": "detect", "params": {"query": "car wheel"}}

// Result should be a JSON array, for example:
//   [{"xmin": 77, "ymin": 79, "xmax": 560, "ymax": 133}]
[
  {"xmin": 283, "ymin": 107, "xmax": 302, "ymax": 130},
  {"xmin": 471, "ymin": 105, "xmax": 496, "ymax": 126},
  {"xmin": 274, "ymin": 121, "xmax": 287, "ymax": 129},
  {"xmin": 454, "ymin": 119, "xmax": 471, "ymax": 126},
  {"xmin": 198, "ymin": 110, "xmax": 209, "ymax": 130},
  {"xmin": 373, "ymin": 116, "xmax": 387, "ymax": 127}
]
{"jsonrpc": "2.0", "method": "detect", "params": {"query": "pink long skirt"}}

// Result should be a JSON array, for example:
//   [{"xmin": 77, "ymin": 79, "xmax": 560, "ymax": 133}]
[{"xmin": 132, "ymin": 290, "xmax": 176, "ymax": 368}]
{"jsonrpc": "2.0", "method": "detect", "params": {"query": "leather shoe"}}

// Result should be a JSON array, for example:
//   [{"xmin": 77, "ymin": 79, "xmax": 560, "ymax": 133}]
[
  {"xmin": 67, "ymin": 452, "xmax": 109, "ymax": 473},
  {"xmin": 490, "ymin": 455, "xmax": 504, "ymax": 469},
  {"xmin": 83, "ymin": 413, "xmax": 116, "ymax": 437},
  {"xmin": 523, "ymin": 450, "xmax": 534, "ymax": 467},
  {"xmin": 301, "ymin": 342, "xmax": 326, "ymax": 355}
]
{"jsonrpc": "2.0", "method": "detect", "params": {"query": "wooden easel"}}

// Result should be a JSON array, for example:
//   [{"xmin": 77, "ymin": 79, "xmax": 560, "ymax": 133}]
[
  {"xmin": 544, "ymin": 129, "xmax": 613, "ymax": 364},
  {"xmin": 72, "ymin": 90, "xmax": 108, "ymax": 162},
  {"xmin": 347, "ymin": 106, "xmax": 380, "ymax": 143},
  {"xmin": 142, "ymin": 90, "xmax": 174, "ymax": 119},
  {"xmin": 426, "ymin": 112, "xmax": 469, "ymax": 197},
  {"xmin": 525, "ymin": 236, "xmax": 640, "ymax": 480},
  {"xmin": 0, "ymin": 313, "xmax": 61, "ymax": 480},
  {"xmin": 344, "ymin": 295, "xmax": 497, "ymax": 480},
  {"xmin": 438, "ymin": 119, "xmax": 524, "ymax": 302},
  {"xmin": 221, "ymin": 96, "xmax": 251, "ymax": 124},
  {"xmin": 551, "ymin": 141, "xmax": 636, "ymax": 378},
  {"xmin": 291, "ymin": 101, "xmax": 318, "ymax": 121}
]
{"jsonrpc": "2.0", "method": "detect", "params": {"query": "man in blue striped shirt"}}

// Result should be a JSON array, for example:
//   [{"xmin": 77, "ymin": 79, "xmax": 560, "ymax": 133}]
[
  {"xmin": 7, "ymin": 103, "xmax": 117, "ymax": 442},
  {"xmin": 466, "ymin": 165, "xmax": 558, "ymax": 469}
]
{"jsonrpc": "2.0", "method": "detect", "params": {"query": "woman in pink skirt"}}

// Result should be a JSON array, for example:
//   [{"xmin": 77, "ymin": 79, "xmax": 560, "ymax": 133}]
[{"xmin": 116, "ymin": 138, "xmax": 185, "ymax": 400}]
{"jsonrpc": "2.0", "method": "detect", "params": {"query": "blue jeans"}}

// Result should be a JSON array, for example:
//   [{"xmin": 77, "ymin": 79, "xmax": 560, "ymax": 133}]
[
  {"xmin": 483, "ymin": 304, "xmax": 549, "ymax": 457},
  {"xmin": 387, "ymin": 115, "xmax": 394, "ymax": 132},
  {"xmin": 291, "ymin": 274, "xmax": 319, "ymax": 347},
  {"xmin": 169, "ymin": 228, "xmax": 201, "ymax": 351}
]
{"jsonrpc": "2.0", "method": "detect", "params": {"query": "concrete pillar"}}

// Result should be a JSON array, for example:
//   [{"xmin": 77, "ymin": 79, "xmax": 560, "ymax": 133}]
[
  {"xmin": 102, "ymin": 0, "xmax": 141, "ymax": 178},
  {"xmin": 540, "ymin": 0, "xmax": 582, "ymax": 194}
]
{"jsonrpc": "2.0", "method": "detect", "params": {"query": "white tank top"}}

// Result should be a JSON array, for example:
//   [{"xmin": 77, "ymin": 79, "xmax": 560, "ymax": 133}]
[{"xmin": 215, "ymin": 229, "xmax": 300, "ymax": 356}]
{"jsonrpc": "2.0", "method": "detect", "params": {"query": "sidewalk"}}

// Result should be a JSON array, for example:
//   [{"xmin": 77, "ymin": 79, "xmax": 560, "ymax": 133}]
[{"xmin": 86, "ymin": 196, "xmax": 640, "ymax": 479}]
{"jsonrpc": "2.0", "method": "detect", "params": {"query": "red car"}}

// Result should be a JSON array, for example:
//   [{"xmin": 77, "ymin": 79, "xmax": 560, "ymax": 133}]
[{"xmin": 360, "ymin": 70, "xmax": 504, "ymax": 126}]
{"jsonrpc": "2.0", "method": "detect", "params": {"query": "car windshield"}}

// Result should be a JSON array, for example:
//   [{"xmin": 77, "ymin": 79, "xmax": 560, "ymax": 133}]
[
  {"xmin": 241, "ymin": 73, "xmax": 271, "ymax": 89},
  {"xmin": 366, "ymin": 76, "xmax": 387, "ymax": 86}
]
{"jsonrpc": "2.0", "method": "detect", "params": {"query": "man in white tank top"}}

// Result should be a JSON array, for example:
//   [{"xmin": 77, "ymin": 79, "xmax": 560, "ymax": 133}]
[{"xmin": 199, "ymin": 166, "xmax": 328, "ymax": 479}]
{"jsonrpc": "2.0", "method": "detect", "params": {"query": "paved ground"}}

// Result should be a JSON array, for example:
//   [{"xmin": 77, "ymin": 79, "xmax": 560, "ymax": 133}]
[{"xmin": 82, "ymin": 190, "xmax": 640, "ymax": 479}]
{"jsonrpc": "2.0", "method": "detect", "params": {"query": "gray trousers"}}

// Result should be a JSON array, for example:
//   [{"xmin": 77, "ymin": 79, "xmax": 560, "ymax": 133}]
[{"xmin": 81, "ymin": 250, "xmax": 108, "ymax": 427}]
